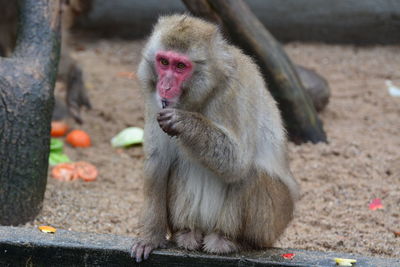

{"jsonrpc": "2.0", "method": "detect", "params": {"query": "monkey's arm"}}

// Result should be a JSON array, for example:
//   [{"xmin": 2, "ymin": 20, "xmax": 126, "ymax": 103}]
[
  {"xmin": 158, "ymin": 108, "xmax": 251, "ymax": 183},
  {"xmin": 131, "ymin": 125, "xmax": 170, "ymax": 262}
]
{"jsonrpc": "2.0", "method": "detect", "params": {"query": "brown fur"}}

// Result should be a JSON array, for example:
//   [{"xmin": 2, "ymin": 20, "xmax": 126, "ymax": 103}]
[{"xmin": 132, "ymin": 15, "xmax": 299, "ymax": 262}]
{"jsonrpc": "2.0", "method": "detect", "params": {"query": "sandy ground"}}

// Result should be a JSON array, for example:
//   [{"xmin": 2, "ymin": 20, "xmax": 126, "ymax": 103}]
[{"xmin": 26, "ymin": 37, "xmax": 400, "ymax": 258}]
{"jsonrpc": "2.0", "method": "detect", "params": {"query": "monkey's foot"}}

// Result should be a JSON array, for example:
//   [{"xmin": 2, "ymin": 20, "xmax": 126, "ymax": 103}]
[
  {"xmin": 202, "ymin": 232, "xmax": 239, "ymax": 254},
  {"xmin": 174, "ymin": 229, "xmax": 203, "ymax": 250},
  {"xmin": 130, "ymin": 238, "xmax": 167, "ymax": 262}
]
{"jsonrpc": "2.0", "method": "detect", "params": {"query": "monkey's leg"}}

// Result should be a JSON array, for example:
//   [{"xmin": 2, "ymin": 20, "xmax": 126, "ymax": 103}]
[
  {"xmin": 158, "ymin": 108, "xmax": 250, "ymax": 183},
  {"xmin": 202, "ymin": 232, "xmax": 239, "ymax": 254},
  {"xmin": 173, "ymin": 229, "xmax": 203, "ymax": 251}
]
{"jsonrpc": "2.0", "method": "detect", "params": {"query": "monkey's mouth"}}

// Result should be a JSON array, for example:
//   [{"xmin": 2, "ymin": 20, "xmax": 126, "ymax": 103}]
[
  {"xmin": 161, "ymin": 99, "xmax": 168, "ymax": 108},
  {"xmin": 157, "ymin": 94, "xmax": 179, "ymax": 109},
  {"xmin": 160, "ymin": 97, "xmax": 179, "ymax": 108}
]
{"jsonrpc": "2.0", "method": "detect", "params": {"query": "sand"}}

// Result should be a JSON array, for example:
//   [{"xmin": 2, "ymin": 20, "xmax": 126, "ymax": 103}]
[{"xmin": 26, "ymin": 36, "xmax": 400, "ymax": 258}]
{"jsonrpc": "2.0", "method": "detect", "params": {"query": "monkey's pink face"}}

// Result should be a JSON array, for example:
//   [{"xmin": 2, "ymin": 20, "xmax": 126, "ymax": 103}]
[{"xmin": 155, "ymin": 51, "xmax": 193, "ymax": 107}]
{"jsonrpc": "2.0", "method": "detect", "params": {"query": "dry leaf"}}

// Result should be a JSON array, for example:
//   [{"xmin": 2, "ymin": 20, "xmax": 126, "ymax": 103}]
[
  {"xmin": 116, "ymin": 71, "xmax": 136, "ymax": 80},
  {"xmin": 334, "ymin": 257, "xmax": 356, "ymax": 266},
  {"xmin": 369, "ymin": 198, "xmax": 384, "ymax": 211},
  {"xmin": 38, "ymin": 225, "xmax": 56, "ymax": 234},
  {"xmin": 281, "ymin": 253, "xmax": 295, "ymax": 259}
]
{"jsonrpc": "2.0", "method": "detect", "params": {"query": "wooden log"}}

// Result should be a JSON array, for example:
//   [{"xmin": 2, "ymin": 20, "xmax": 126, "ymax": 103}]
[
  {"xmin": 296, "ymin": 65, "xmax": 330, "ymax": 112},
  {"xmin": 0, "ymin": 0, "xmax": 61, "ymax": 225},
  {"xmin": 182, "ymin": 0, "xmax": 327, "ymax": 144}
]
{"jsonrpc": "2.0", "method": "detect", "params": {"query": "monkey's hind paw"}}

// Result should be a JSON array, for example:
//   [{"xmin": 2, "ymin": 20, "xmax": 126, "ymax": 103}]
[
  {"xmin": 202, "ymin": 233, "xmax": 239, "ymax": 254},
  {"xmin": 130, "ymin": 238, "xmax": 167, "ymax": 262},
  {"xmin": 174, "ymin": 229, "xmax": 203, "ymax": 251}
]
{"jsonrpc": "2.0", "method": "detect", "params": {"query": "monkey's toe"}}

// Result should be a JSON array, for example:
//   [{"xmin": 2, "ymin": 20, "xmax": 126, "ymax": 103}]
[
  {"xmin": 202, "ymin": 233, "xmax": 239, "ymax": 254},
  {"xmin": 174, "ymin": 229, "xmax": 203, "ymax": 251}
]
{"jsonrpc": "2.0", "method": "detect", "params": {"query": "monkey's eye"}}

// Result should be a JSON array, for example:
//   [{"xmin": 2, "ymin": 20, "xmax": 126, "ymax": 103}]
[
  {"xmin": 176, "ymin": 62, "xmax": 186, "ymax": 69},
  {"xmin": 160, "ymin": 58, "xmax": 169, "ymax": 66}
]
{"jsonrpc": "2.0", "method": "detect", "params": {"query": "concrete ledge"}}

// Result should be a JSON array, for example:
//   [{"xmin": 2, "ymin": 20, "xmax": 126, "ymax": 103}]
[{"xmin": 1, "ymin": 226, "xmax": 399, "ymax": 266}]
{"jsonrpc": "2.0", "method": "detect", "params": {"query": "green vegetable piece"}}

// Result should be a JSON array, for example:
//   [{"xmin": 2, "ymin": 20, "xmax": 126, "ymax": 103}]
[
  {"xmin": 50, "ymin": 138, "xmax": 64, "ymax": 153},
  {"xmin": 49, "ymin": 152, "xmax": 71, "ymax": 166},
  {"xmin": 111, "ymin": 127, "xmax": 144, "ymax": 148}
]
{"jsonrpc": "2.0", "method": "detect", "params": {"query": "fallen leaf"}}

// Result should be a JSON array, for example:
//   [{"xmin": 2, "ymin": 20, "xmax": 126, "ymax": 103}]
[
  {"xmin": 38, "ymin": 225, "xmax": 56, "ymax": 234},
  {"xmin": 369, "ymin": 198, "xmax": 384, "ymax": 211},
  {"xmin": 281, "ymin": 253, "xmax": 295, "ymax": 259},
  {"xmin": 116, "ymin": 71, "xmax": 136, "ymax": 80},
  {"xmin": 334, "ymin": 258, "xmax": 356, "ymax": 266},
  {"xmin": 394, "ymin": 231, "xmax": 400, "ymax": 237}
]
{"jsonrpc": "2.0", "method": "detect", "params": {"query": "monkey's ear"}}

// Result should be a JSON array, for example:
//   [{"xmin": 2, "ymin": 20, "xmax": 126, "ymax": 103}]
[
  {"xmin": 211, "ymin": 28, "xmax": 225, "ymax": 49},
  {"xmin": 211, "ymin": 28, "xmax": 235, "ymax": 72}
]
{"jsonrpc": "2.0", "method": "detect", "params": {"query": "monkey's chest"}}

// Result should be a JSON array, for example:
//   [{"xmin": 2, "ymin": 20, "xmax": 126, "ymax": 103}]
[{"xmin": 168, "ymin": 159, "xmax": 227, "ymax": 230}]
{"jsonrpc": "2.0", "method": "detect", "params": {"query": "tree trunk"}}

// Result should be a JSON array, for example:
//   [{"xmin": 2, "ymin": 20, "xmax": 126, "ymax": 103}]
[
  {"xmin": 0, "ymin": 0, "xmax": 61, "ymax": 225},
  {"xmin": 182, "ymin": 0, "xmax": 327, "ymax": 144}
]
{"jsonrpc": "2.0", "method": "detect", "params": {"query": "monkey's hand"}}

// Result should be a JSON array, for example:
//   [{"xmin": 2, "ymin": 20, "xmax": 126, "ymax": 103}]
[
  {"xmin": 157, "ymin": 108, "xmax": 247, "ymax": 183},
  {"xmin": 157, "ymin": 108, "xmax": 186, "ymax": 136},
  {"xmin": 131, "ymin": 237, "xmax": 167, "ymax": 262}
]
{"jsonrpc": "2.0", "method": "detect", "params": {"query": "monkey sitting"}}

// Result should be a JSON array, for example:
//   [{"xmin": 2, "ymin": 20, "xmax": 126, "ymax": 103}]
[{"xmin": 131, "ymin": 14, "xmax": 299, "ymax": 262}]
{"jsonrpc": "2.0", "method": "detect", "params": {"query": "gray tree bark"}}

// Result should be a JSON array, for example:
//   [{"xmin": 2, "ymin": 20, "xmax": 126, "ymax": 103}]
[{"xmin": 0, "ymin": 0, "xmax": 61, "ymax": 225}]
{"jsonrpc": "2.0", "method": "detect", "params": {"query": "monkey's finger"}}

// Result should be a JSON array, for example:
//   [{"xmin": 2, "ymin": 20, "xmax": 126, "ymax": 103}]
[
  {"xmin": 158, "ymin": 108, "xmax": 175, "ymax": 114},
  {"xmin": 130, "ymin": 243, "xmax": 138, "ymax": 258},
  {"xmin": 157, "ymin": 111, "xmax": 174, "ymax": 121},
  {"xmin": 158, "ymin": 108, "xmax": 176, "ymax": 117},
  {"xmin": 143, "ymin": 245, "xmax": 153, "ymax": 260},
  {"xmin": 168, "ymin": 121, "xmax": 184, "ymax": 136},
  {"xmin": 159, "ymin": 121, "xmax": 172, "ymax": 133},
  {"xmin": 135, "ymin": 245, "xmax": 144, "ymax": 263},
  {"xmin": 159, "ymin": 120, "xmax": 179, "ymax": 136},
  {"xmin": 157, "ymin": 115, "xmax": 173, "ymax": 123}
]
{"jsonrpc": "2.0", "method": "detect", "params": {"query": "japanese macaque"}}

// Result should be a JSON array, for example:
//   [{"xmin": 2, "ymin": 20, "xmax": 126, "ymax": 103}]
[
  {"xmin": 132, "ymin": 14, "xmax": 299, "ymax": 262},
  {"xmin": 0, "ymin": 0, "xmax": 92, "ymax": 122}
]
